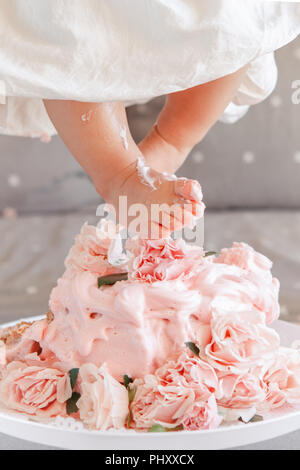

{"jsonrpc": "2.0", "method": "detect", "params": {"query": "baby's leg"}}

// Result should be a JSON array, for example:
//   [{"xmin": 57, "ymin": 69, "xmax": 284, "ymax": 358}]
[
  {"xmin": 44, "ymin": 100, "xmax": 139, "ymax": 198},
  {"xmin": 139, "ymin": 65, "xmax": 248, "ymax": 174}
]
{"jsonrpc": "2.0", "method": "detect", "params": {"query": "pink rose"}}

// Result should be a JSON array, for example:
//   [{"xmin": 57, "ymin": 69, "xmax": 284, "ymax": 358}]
[
  {"xmin": 128, "ymin": 238, "xmax": 204, "ymax": 283},
  {"xmin": 215, "ymin": 243, "xmax": 273, "ymax": 278},
  {"xmin": 258, "ymin": 349, "xmax": 300, "ymax": 411},
  {"xmin": 205, "ymin": 311, "xmax": 280, "ymax": 373},
  {"xmin": 0, "ymin": 361, "xmax": 72, "ymax": 418},
  {"xmin": 182, "ymin": 395, "xmax": 222, "ymax": 430},
  {"xmin": 77, "ymin": 363, "xmax": 129, "ymax": 430},
  {"xmin": 155, "ymin": 350, "xmax": 221, "ymax": 400},
  {"xmin": 131, "ymin": 374, "xmax": 195, "ymax": 429},
  {"xmin": 217, "ymin": 372, "xmax": 266, "ymax": 409},
  {"xmin": 65, "ymin": 222, "xmax": 127, "ymax": 275}
]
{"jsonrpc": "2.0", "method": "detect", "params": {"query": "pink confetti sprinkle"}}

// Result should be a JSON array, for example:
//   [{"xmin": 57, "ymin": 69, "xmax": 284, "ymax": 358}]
[{"xmin": 2, "ymin": 207, "xmax": 18, "ymax": 220}]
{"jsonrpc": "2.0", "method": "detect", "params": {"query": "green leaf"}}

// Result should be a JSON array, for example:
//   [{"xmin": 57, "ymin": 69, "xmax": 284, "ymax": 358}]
[
  {"xmin": 185, "ymin": 341, "xmax": 200, "ymax": 357},
  {"xmin": 148, "ymin": 424, "xmax": 166, "ymax": 433},
  {"xmin": 249, "ymin": 414, "xmax": 264, "ymax": 423},
  {"xmin": 69, "ymin": 368, "xmax": 79, "ymax": 390},
  {"xmin": 126, "ymin": 411, "xmax": 133, "ymax": 429},
  {"xmin": 128, "ymin": 384, "xmax": 136, "ymax": 404},
  {"xmin": 239, "ymin": 414, "xmax": 264, "ymax": 424},
  {"xmin": 167, "ymin": 424, "xmax": 184, "ymax": 432},
  {"xmin": 205, "ymin": 251, "xmax": 217, "ymax": 257},
  {"xmin": 97, "ymin": 273, "xmax": 128, "ymax": 288},
  {"xmin": 148, "ymin": 424, "xmax": 184, "ymax": 433},
  {"xmin": 66, "ymin": 391, "xmax": 81, "ymax": 415},
  {"xmin": 123, "ymin": 374, "xmax": 133, "ymax": 389}
]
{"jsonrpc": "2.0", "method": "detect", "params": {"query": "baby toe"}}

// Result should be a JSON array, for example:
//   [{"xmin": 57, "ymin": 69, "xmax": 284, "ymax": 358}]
[{"xmin": 175, "ymin": 178, "xmax": 203, "ymax": 203}]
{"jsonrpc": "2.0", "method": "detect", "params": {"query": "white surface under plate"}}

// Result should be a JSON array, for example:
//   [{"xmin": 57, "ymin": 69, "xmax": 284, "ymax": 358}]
[{"xmin": 0, "ymin": 316, "xmax": 300, "ymax": 450}]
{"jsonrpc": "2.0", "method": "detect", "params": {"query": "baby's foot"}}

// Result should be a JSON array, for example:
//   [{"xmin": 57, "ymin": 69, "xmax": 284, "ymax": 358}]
[{"xmin": 105, "ymin": 158, "xmax": 205, "ymax": 238}]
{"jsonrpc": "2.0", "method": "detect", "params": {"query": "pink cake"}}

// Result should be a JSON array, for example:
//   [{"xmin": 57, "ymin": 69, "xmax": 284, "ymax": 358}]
[{"xmin": 0, "ymin": 222, "xmax": 299, "ymax": 432}]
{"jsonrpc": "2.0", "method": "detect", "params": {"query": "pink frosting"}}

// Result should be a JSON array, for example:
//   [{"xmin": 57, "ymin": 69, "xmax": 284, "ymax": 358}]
[
  {"xmin": 23, "ymin": 231, "xmax": 280, "ymax": 382},
  {"xmin": 40, "ymin": 270, "xmax": 210, "ymax": 380},
  {"xmin": 195, "ymin": 255, "xmax": 280, "ymax": 325},
  {"xmin": 0, "ymin": 361, "xmax": 72, "ymax": 418},
  {"xmin": 77, "ymin": 363, "xmax": 129, "ymax": 430},
  {"xmin": 215, "ymin": 242, "xmax": 273, "ymax": 278}
]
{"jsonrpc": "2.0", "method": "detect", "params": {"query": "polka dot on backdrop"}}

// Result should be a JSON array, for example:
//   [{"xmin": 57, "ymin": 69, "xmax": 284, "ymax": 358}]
[
  {"xmin": 192, "ymin": 150, "xmax": 205, "ymax": 164},
  {"xmin": 293, "ymin": 47, "xmax": 300, "ymax": 60},
  {"xmin": 26, "ymin": 285, "xmax": 38, "ymax": 296},
  {"xmin": 293, "ymin": 151, "xmax": 300, "ymax": 164},
  {"xmin": 269, "ymin": 95, "xmax": 283, "ymax": 108},
  {"xmin": 135, "ymin": 104, "xmax": 148, "ymax": 115},
  {"xmin": 7, "ymin": 173, "xmax": 21, "ymax": 188},
  {"xmin": 242, "ymin": 151, "xmax": 255, "ymax": 164},
  {"xmin": 280, "ymin": 305, "xmax": 289, "ymax": 317},
  {"xmin": 31, "ymin": 243, "xmax": 42, "ymax": 253}
]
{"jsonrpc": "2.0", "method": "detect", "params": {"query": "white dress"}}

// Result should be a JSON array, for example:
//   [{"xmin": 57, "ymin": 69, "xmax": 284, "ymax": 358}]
[{"xmin": 0, "ymin": 0, "xmax": 299, "ymax": 137}]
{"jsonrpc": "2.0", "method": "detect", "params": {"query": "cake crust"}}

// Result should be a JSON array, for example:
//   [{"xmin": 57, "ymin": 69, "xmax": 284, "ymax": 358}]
[{"xmin": 0, "ymin": 321, "xmax": 33, "ymax": 346}]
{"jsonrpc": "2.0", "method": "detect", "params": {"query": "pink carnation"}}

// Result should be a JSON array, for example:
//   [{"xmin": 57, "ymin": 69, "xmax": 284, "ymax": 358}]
[
  {"xmin": 218, "ymin": 372, "xmax": 266, "ymax": 409},
  {"xmin": 65, "ymin": 222, "xmax": 127, "ymax": 276},
  {"xmin": 128, "ymin": 238, "xmax": 204, "ymax": 283},
  {"xmin": 155, "ymin": 350, "xmax": 221, "ymax": 400},
  {"xmin": 131, "ymin": 374, "xmax": 195, "ymax": 429},
  {"xmin": 132, "ymin": 349, "xmax": 222, "ymax": 430},
  {"xmin": 258, "ymin": 349, "xmax": 300, "ymax": 411},
  {"xmin": 205, "ymin": 310, "xmax": 280, "ymax": 373},
  {"xmin": 182, "ymin": 395, "xmax": 222, "ymax": 430},
  {"xmin": 77, "ymin": 363, "xmax": 129, "ymax": 430},
  {"xmin": 0, "ymin": 361, "xmax": 72, "ymax": 418}
]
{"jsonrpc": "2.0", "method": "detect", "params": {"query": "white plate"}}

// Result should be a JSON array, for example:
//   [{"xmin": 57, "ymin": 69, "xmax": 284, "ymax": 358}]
[{"xmin": 0, "ymin": 316, "xmax": 300, "ymax": 450}]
